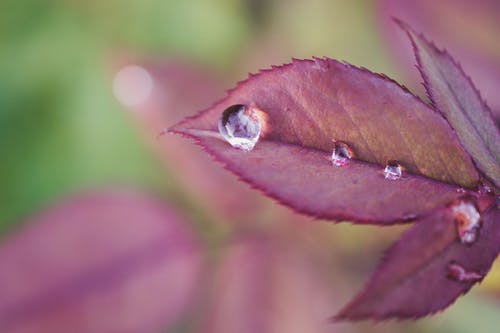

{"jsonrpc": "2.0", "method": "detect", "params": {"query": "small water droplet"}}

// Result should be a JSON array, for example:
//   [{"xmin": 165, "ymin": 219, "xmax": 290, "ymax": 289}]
[
  {"xmin": 447, "ymin": 262, "xmax": 482, "ymax": 283},
  {"xmin": 218, "ymin": 104, "xmax": 262, "ymax": 151},
  {"xmin": 452, "ymin": 200, "xmax": 481, "ymax": 245},
  {"xmin": 384, "ymin": 161, "xmax": 403, "ymax": 180},
  {"xmin": 331, "ymin": 141, "xmax": 353, "ymax": 167},
  {"xmin": 402, "ymin": 213, "xmax": 417, "ymax": 221},
  {"xmin": 478, "ymin": 183, "xmax": 492, "ymax": 195},
  {"xmin": 456, "ymin": 188, "xmax": 466, "ymax": 194}
]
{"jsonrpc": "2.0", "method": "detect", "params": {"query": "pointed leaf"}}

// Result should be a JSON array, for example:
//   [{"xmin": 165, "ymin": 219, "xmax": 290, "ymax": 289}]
[
  {"xmin": 398, "ymin": 21, "xmax": 500, "ymax": 188},
  {"xmin": 116, "ymin": 59, "xmax": 270, "ymax": 223},
  {"xmin": 172, "ymin": 58, "xmax": 478, "ymax": 224},
  {"xmin": 378, "ymin": 0, "xmax": 500, "ymax": 120},
  {"xmin": 0, "ymin": 190, "xmax": 202, "ymax": 333},
  {"xmin": 336, "ymin": 200, "xmax": 500, "ymax": 320}
]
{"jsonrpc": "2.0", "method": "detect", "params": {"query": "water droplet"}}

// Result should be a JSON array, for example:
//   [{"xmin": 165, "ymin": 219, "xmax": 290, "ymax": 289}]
[
  {"xmin": 478, "ymin": 183, "xmax": 492, "ymax": 195},
  {"xmin": 331, "ymin": 141, "xmax": 353, "ymax": 167},
  {"xmin": 456, "ymin": 188, "xmax": 466, "ymax": 194},
  {"xmin": 218, "ymin": 104, "xmax": 262, "ymax": 151},
  {"xmin": 452, "ymin": 200, "xmax": 481, "ymax": 245},
  {"xmin": 384, "ymin": 161, "xmax": 403, "ymax": 180},
  {"xmin": 402, "ymin": 213, "xmax": 417, "ymax": 221},
  {"xmin": 447, "ymin": 262, "xmax": 482, "ymax": 283}
]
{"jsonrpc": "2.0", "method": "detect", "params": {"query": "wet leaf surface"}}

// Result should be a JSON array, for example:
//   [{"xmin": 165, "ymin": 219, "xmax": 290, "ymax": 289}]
[
  {"xmin": 398, "ymin": 21, "xmax": 500, "ymax": 188},
  {"xmin": 172, "ymin": 58, "xmax": 478, "ymax": 223},
  {"xmin": 183, "ymin": 135, "xmax": 466, "ymax": 224},
  {"xmin": 336, "ymin": 201, "xmax": 500, "ymax": 320},
  {"xmin": 0, "ymin": 190, "xmax": 202, "ymax": 333}
]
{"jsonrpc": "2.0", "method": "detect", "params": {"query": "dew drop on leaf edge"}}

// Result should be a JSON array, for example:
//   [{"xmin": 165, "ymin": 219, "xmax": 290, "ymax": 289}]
[
  {"xmin": 384, "ymin": 160, "xmax": 403, "ymax": 180},
  {"xmin": 447, "ymin": 261, "xmax": 482, "ymax": 283},
  {"xmin": 331, "ymin": 141, "xmax": 354, "ymax": 167},
  {"xmin": 218, "ymin": 104, "xmax": 262, "ymax": 151},
  {"xmin": 452, "ymin": 200, "xmax": 481, "ymax": 245}
]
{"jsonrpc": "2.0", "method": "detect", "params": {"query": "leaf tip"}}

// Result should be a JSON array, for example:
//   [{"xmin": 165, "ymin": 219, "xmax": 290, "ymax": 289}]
[
  {"xmin": 164, "ymin": 121, "xmax": 187, "ymax": 138},
  {"xmin": 331, "ymin": 308, "xmax": 358, "ymax": 323},
  {"xmin": 391, "ymin": 16, "xmax": 410, "ymax": 31}
]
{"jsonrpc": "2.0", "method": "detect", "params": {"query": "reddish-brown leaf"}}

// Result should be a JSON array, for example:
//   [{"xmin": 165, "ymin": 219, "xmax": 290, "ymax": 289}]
[
  {"xmin": 0, "ymin": 190, "xmax": 202, "ymax": 333},
  {"xmin": 397, "ymin": 21, "xmax": 500, "ymax": 188},
  {"xmin": 172, "ymin": 58, "xmax": 478, "ymax": 223},
  {"xmin": 335, "ymin": 199, "xmax": 500, "ymax": 320}
]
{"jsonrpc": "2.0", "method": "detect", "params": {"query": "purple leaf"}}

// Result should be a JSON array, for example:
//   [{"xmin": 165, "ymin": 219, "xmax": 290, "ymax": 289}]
[
  {"xmin": 172, "ymin": 58, "xmax": 478, "ymax": 224},
  {"xmin": 185, "ymin": 135, "xmax": 468, "ymax": 224},
  {"xmin": 0, "ymin": 189, "xmax": 202, "ymax": 333},
  {"xmin": 335, "ymin": 197, "xmax": 500, "ymax": 320},
  {"xmin": 397, "ymin": 21, "xmax": 500, "ymax": 188},
  {"xmin": 378, "ymin": 0, "xmax": 500, "ymax": 120}
]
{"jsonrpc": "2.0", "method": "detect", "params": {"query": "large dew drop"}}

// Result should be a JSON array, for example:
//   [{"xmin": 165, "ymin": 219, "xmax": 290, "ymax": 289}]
[
  {"xmin": 447, "ymin": 262, "xmax": 482, "ymax": 283},
  {"xmin": 452, "ymin": 200, "xmax": 481, "ymax": 245},
  {"xmin": 218, "ymin": 104, "xmax": 262, "ymax": 151},
  {"xmin": 331, "ymin": 141, "xmax": 353, "ymax": 167},
  {"xmin": 384, "ymin": 161, "xmax": 403, "ymax": 180}
]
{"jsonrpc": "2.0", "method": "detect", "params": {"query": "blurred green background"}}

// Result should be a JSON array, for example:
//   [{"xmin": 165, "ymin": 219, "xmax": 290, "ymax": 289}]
[
  {"xmin": 0, "ymin": 1, "xmax": 498, "ymax": 332},
  {"xmin": 0, "ymin": 0, "xmax": 399, "ymax": 229}
]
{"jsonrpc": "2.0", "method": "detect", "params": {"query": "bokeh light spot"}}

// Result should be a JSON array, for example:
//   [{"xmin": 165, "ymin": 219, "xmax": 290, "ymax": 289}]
[{"xmin": 113, "ymin": 65, "xmax": 153, "ymax": 107}]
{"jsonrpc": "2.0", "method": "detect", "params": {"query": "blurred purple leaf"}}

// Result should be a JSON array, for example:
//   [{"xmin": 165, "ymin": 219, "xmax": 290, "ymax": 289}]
[
  {"xmin": 378, "ymin": 0, "xmax": 500, "ymax": 120},
  {"xmin": 196, "ymin": 230, "xmax": 343, "ymax": 333},
  {"xmin": 172, "ymin": 58, "xmax": 478, "ymax": 224},
  {"xmin": 0, "ymin": 189, "xmax": 202, "ymax": 333},
  {"xmin": 336, "ymin": 199, "xmax": 499, "ymax": 320},
  {"xmin": 397, "ymin": 21, "xmax": 500, "ymax": 188}
]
